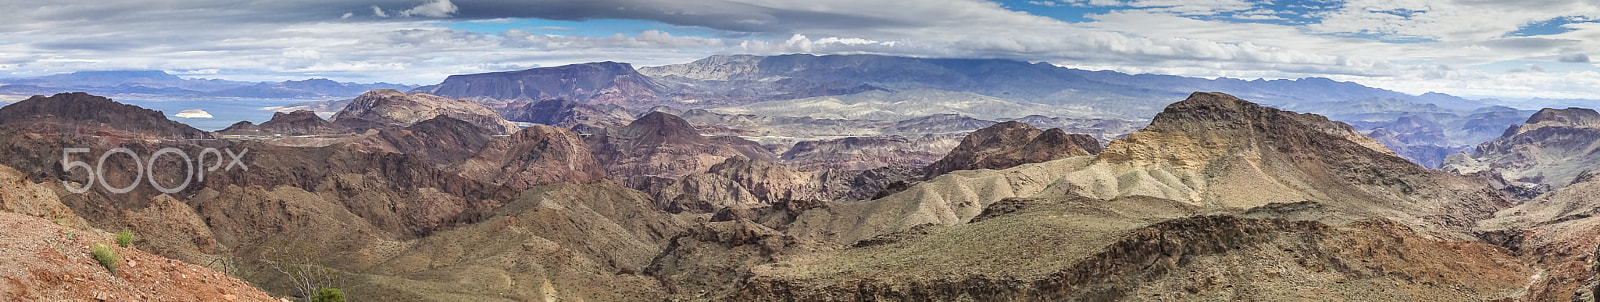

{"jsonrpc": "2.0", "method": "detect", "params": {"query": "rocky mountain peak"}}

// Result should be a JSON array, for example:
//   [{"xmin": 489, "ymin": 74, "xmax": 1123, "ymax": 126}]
[
  {"xmin": 637, "ymin": 54, "xmax": 763, "ymax": 81},
  {"xmin": 217, "ymin": 109, "xmax": 349, "ymax": 136},
  {"xmin": 331, "ymin": 89, "xmax": 518, "ymax": 134},
  {"xmin": 1104, "ymin": 91, "xmax": 1396, "ymax": 163},
  {"xmin": 0, "ymin": 92, "xmax": 211, "ymax": 139},
  {"xmin": 924, "ymin": 121, "xmax": 1101, "ymax": 177},
  {"xmin": 458, "ymin": 124, "xmax": 605, "ymax": 190},
  {"xmin": 1514, "ymin": 107, "xmax": 1600, "ymax": 135},
  {"xmin": 1444, "ymin": 106, "xmax": 1600, "ymax": 192},
  {"xmin": 619, "ymin": 111, "xmax": 707, "ymax": 146}
]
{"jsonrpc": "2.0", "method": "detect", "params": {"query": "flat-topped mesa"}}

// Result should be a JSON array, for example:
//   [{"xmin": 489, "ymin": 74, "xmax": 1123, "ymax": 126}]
[
  {"xmin": 923, "ymin": 121, "xmax": 1102, "ymax": 177},
  {"xmin": 0, "ymin": 92, "xmax": 211, "ymax": 139},
  {"xmin": 1101, "ymin": 91, "xmax": 1397, "ymax": 166},
  {"xmin": 331, "ymin": 89, "xmax": 518, "ymax": 134},
  {"xmin": 420, "ymin": 61, "xmax": 661, "ymax": 105},
  {"xmin": 1512, "ymin": 107, "xmax": 1600, "ymax": 135}
]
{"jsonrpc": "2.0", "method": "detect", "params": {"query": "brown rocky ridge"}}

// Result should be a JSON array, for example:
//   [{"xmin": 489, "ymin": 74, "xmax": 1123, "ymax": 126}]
[
  {"xmin": 0, "ymin": 91, "xmax": 638, "ymax": 300},
  {"xmin": 497, "ymin": 98, "xmax": 635, "ymax": 130},
  {"xmin": 724, "ymin": 92, "xmax": 1525, "ymax": 300},
  {"xmin": 0, "ymin": 92, "xmax": 212, "ymax": 139},
  {"xmin": 5, "ymin": 89, "xmax": 1585, "ymax": 301},
  {"xmin": 218, "ymin": 110, "xmax": 350, "ymax": 136},
  {"xmin": 0, "ymin": 162, "xmax": 274, "ymax": 301},
  {"xmin": 330, "ymin": 89, "xmax": 519, "ymax": 134},
  {"xmin": 586, "ymin": 111, "xmax": 776, "ymax": 190},
  {"xmin": 923, "ymin": 120, "xmax": 1103, "ymax": 178},
  {"xmin": 0, "ymin": 211, "xmax": 279, "ymax": 301},
  {"xmin": 1443, "ymin": 107, "xmax": 1600, "ymax": 197},
  {"xmin": 1478, "ymin": 171, "xmax": 1600, "ymax": 301}
]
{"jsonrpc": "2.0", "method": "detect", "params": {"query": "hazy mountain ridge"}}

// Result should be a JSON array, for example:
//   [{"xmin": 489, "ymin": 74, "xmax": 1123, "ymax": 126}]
[
  {"xmin": 428, "ymin": 54, "xmax": 1531, "ymax": 168},
  {"xmin": 0, "ymin": 70, "xmax": 416, "ymax": 100}
]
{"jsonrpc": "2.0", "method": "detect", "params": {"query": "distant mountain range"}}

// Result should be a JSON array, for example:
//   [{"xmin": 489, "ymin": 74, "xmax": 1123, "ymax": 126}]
[
  {"xmin": 6, "ymin": 55, "xmax": 1586, "ymax": 169},
  {"xmin": 0, "ymin": 70, "xmax": 417, "ymax": 100},
  {"xmin": 411, "ymin": 53, "xmax": 1563, "ymax": 168}
]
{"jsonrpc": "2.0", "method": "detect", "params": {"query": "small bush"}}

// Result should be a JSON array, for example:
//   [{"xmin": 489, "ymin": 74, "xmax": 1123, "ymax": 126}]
[
  {"xmin": 313, "ymin": 288, "xmax": 345, "ymax": 302},
  {"xmin": 115, "ymin": 230, "xmax": 134, "ymax": 248},
  {"xmin": 90, "ymin": 244, "xmax": 120, "ymax": 274}
]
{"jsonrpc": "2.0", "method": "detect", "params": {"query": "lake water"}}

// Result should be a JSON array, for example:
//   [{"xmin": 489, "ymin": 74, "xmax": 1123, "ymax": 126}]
[{"xmin": 119, "ymin": 99, "xmax": 315, "ymax": 131}]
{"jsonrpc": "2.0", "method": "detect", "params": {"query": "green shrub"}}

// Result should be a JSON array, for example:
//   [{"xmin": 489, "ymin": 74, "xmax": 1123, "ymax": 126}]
[
  {"xmin": 115, "ymin": 230, "xmax": 134, "ymax": 248},
  {"xmin": 313, "ymin": 288, "xmax": 345, "ymax": 302},
  {"xmin": 90, "ymin": 244, "xmax": 120, "ymax": 274}
]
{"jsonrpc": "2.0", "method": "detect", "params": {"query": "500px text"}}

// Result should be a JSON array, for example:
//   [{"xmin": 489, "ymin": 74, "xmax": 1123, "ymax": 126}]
[{"xmin": 61, "ymin": 147, "xmax": 247, "ymax": 194}]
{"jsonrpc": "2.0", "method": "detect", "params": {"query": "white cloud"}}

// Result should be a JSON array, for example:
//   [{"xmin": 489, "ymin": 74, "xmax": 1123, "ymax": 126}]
[
  {"xmin": 400, "ymin": 0, "xmax": 457, "ymax": 18},
  {"xmin": 1232, "ymin": 9, "xmax": 1282, "ymax": 20},
  {"xmin": 1123, "ymin": 0, "xmax": 1258, "ymax": 15},
  {"xmin": 1308, "ymin": 0, "xmax": 1600, "ymax": 42},
  {"xmin": 0, "ymin": 0, "xmax": 1597, "ymax": 100}
]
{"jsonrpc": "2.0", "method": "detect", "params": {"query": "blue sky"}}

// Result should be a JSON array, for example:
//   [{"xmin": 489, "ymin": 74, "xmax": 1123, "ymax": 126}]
[{"xmin": 1, "ymin": 0, "xmax": 1599, "ymax": 100}]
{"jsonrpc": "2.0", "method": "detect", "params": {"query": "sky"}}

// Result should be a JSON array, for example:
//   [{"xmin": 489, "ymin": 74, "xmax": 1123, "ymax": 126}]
[{"xmin": 2, "ymin": 0, "xmax": 1599, "ymax": 100}]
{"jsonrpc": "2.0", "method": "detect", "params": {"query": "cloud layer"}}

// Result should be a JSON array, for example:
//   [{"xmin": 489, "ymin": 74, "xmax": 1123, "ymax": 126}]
[{"xmin": 0, "ymin": 0, "xmax": 1597, "ymax": 100}]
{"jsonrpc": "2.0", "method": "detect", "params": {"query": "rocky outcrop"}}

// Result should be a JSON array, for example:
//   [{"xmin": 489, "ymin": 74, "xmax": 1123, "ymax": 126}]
[
  {"xmin": 122, "ymin": 194, "xmax": 219, "ymax": 264},
  {"xmin": 1478, "ymin": 174, "xmax": 1600, "ymax": 301},
  {"xmin": 330, "ymin": 89, "xmax": 518, "ymax": 134},
  {"xmin": 646, "ymin": 219, "xmax": 805, "ymax": 299},
  {"xmin": 0, "ymin": 164, "xmax": 86, "ymax": 228},
  {"xmin": 418, "ymin": 62, "xmax": 662, "ymax": 105},
  {"xmin": 0, "ymin": 211, "xmax": 276, "ymax": 301},
  {"xmin": 781, "ymin": 135, "xmax": 962, "ymax": 172},
  {"xmin": 923, "ymin": 121, "xmax": 1101, "ymax": 178},
  {"xmin": 587, "ymin": 112, "xmax": 775, "ymax": 190},
  {"xmin": 1443, "ymin": 107, "xmax": 1600, "ymax": 193},
  {"xmin": 459, "ymin": 124, "xmax": 606, "ymax": 191},
  {"xmin": 0, "ymin": 92, "xmax": 210, "ymax": 139},
  {"xmin": 360, "ymin": 116, "xmax": 496, "ymax": 165},
  {"xmin": 1085, "ymin": 92, "xmax": 1505, "ymax": 224},
  {"xmin": 652, "ymin": 157, "xmax": 823, "ymax": 213},
  {"xmin": 217, "ymin": 110, "xmax": 349, "ymax": 136}
]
